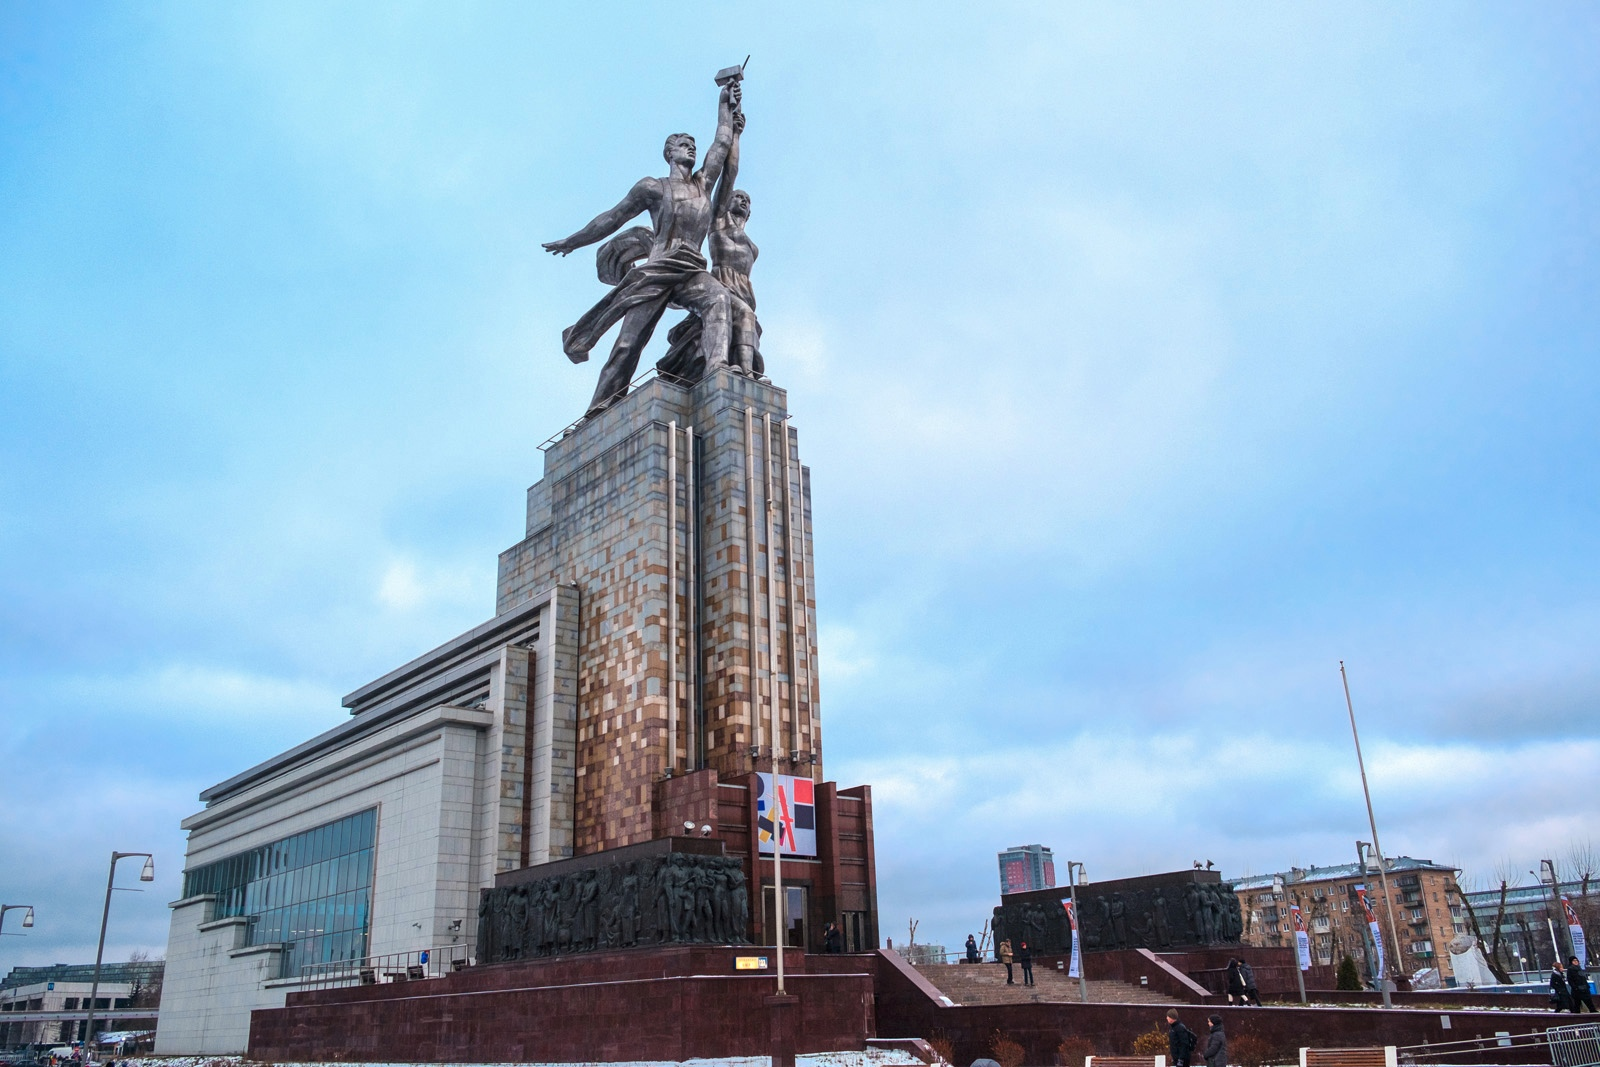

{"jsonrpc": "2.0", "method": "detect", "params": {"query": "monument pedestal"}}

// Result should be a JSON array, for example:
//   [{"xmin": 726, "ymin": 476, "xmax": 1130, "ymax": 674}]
[
  {"xmin": 499, "ymin": 368, "xmax": 823, "ymax": 859},
  {"xmin": 765, "ymin": 993, "xmax": 799, "ymax": 1067}
]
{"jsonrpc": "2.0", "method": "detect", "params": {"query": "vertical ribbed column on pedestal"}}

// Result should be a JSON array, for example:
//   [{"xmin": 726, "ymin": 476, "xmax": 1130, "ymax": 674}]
[{"xmin": 497, "ymin": 368, "xmax": 820, "ymax": 855}]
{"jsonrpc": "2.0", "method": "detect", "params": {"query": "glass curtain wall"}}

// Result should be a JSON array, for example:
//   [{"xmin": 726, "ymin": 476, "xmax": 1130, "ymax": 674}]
[{"xmin": 182, "ymin": 808, "xmax": 377, "ymax": 979}]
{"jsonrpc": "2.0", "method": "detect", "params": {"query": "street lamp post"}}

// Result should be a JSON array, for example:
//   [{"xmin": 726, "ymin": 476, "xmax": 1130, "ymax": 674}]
[
  {"xmin": 0, "ymin": 904, "xmax": 36, "ymax": 940},
  {"xmin": 1539, "ymin": 860, "xmax": 1568, "ymax": 961},
  {"xmin": 1065, "ymin": 861, "xmax": 1087, "ymax": 1003},
  {"xmin": 83, "ymin": 853, "xmax": 153, "ymax": 1061}
]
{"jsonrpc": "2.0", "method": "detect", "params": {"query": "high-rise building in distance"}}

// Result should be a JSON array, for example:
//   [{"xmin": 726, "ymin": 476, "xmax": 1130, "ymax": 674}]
[{"xmin": 999, "ymin": 843, "xmax": 1056, "ymax": 894}]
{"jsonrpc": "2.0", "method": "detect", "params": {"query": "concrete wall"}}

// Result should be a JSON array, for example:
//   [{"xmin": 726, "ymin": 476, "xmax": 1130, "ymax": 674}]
[{"xmin": 157, "ymin": 705, "xmax": 494, "ymax": 1054}]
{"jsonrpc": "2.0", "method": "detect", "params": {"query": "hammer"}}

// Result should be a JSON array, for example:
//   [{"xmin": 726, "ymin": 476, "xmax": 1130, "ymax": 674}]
[{"xmin": 715, "ymin": 56, "xmax": 750, "ymax": 87}]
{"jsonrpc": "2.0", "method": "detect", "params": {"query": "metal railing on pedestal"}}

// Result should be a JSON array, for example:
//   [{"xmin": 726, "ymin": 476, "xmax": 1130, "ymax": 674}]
[{"xmin": 296, "ymin": 944, "xmax": 472, "ymax": 991}]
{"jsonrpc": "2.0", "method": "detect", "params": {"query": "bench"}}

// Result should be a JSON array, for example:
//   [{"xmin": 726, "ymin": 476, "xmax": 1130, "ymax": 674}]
[
  {"xmin": 1300, "ymin": 1047, "xmax": 1397, "ymax": 1067},
  {"xmin": 1086, "ymin": 1057, "xmax": 1165, "ymax": 1067}
]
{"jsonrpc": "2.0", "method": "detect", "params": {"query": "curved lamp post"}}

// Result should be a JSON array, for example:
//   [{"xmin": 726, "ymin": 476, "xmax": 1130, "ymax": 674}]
[
  {"xmin": 0, "ymin": 904, "xmax": 36, "ymax": 937},
  {"xmin": 0, "ymin": 904, "xmax": 36, "ymax": 972},
  {"xmin": 82, "ymin": 853, "xmax": 153, "ymax": 1059}
]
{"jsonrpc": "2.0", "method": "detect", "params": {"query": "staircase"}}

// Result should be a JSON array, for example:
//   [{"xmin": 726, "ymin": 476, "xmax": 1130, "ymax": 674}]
[{"xmin": 913, "ymin": 962, "xmax": 1185, "ymax": 1006}]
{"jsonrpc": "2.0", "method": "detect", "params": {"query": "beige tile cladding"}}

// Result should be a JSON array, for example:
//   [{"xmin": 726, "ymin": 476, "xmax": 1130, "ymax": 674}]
[{"xmin": 497, "ymin": 368, "xmax": 822, "ymax": 856}]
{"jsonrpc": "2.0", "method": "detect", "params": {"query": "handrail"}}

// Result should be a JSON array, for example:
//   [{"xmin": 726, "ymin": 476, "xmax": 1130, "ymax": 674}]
[{"xmin": 295, "ymin": 943, "xmax": 472, "ymax": 991}]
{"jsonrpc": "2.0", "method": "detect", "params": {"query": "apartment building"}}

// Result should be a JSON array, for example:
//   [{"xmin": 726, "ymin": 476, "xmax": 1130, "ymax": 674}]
[{"xmin": 1233, "ymin": 856, "xmax": 1466, "ymax": 983}]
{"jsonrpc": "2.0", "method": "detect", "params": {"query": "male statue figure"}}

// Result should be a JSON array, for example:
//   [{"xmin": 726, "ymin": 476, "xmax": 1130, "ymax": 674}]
[{"xmin": 544, "ymin": 78, "xmax": 747, "ymax": 417}]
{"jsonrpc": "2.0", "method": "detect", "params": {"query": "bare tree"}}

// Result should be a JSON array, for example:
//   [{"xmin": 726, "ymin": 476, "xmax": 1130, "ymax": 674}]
[
  {"xmin": 1565, "ymin": 839, "xmax": 1600, "ymax": 935},
  {"xmin": 1460, "ymin": 881, "xmax": 1513, "ymax": 984},
  {"xmin": 125, "ymin": 950, "xmax": 164, "ymax": 1010}
]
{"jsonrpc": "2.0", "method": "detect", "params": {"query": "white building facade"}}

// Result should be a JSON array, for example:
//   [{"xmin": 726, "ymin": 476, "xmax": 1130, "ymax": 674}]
[{"xmin": 156, "ymin": 589, "xmax": 579, "ymax": 1054}]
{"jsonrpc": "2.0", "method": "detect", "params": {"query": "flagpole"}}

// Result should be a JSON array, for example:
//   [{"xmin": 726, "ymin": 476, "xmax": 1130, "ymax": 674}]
[{"xmin": 1342, "ymin": 661, "xmax": 1403, "ymax": 1005}]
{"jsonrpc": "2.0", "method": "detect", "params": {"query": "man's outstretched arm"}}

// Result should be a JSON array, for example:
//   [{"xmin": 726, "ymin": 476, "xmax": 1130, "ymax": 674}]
[
  {"xmin": 543, "ymin": 179, "xmax": 655, "ymax": 256},
  {"xmin": 698, "ymin": 83, "xmax": 739, "ymax": 189}
]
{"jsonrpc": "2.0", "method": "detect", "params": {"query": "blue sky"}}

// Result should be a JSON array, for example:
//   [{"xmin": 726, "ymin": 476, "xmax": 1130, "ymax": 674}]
[{"xmin": 2, "ymin": 3, "xmax": 1598, "ymax": 964}]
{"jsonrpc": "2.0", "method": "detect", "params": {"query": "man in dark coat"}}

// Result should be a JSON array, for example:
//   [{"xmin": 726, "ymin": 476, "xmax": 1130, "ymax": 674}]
[
  {"xmin": 1568, "ymin": 958, "xmax": 1597, "ymax": 1012},
  {"xmin": 965, "ymin": 934, "xmax": 979, "ymax": 963},
  {"xmin": 1166, "ymin": 1011, "xmax": 1198, "ymax": 1067},
  {"xmin": 1203, "ymin": 1015, "xmax": 1227, "ymax": 1067},
  {"xmin": 1018, "ymin": 939, "xmax": 1035, "ymax": 986},
  {"xmin": 1552, "ymin": 964, "xmax": 1573, "ymax": 1012}
]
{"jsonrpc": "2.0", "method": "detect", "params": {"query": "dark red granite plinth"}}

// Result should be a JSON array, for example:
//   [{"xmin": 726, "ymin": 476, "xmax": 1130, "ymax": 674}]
[
  {"xmin": 871, "ymin": 949, "xmax": 1578, "ymax": 1067},
  {"xmin": 248, "ymin": 945, "xmax": 874, "ymax": 1063},
  {"xmin": 766, "ymin": 994, "xmax": 797, "ymax": 1067}
]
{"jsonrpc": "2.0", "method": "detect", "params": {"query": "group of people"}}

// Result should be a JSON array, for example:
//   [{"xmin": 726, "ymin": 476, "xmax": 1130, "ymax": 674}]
[
  {"xmin": 994, "ymin": 937, "xmax": 1036, "ymax": 985},
  {"xmin": 1167, "ymin": 1010, "xmax": 1227, "ymax": 1067},
  {"xmin": 1224, "ymin": 957, "xmax": 1261, "ymax": 1005},
  {"xmin": 1551, "ymin": 956, "xmax": 1597, "ymax": 1012}
]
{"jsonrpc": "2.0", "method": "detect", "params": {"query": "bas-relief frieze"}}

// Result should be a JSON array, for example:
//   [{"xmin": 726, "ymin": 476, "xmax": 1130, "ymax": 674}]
[
  {"xmin": 477, "ymin": 852, "xmax": 748, "ymax": 961},
  {"xmin": 992, "ymin": 877, "xmax": 1244, "ymax": 955}
]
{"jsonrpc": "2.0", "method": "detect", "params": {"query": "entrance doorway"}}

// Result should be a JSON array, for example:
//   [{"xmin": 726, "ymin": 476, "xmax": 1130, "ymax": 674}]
[
  {"xmin": 762, "ymin": 885, "xmax": 808, "ymax": 949},
  {"xmin": 841, "ymin": 910, "xmax": 869, "ymax": 953}
]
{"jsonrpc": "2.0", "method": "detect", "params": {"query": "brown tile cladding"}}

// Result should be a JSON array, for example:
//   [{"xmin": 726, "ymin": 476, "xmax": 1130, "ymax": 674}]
[{"xmin": 497, "ymin": 369, "xmax": 825, "ymax": 858}]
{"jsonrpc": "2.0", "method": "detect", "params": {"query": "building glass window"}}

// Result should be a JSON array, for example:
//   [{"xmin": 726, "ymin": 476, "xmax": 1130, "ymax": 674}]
[{"xmin": 182, "ymin": 808, "xmax": 377, "ymax": 980}]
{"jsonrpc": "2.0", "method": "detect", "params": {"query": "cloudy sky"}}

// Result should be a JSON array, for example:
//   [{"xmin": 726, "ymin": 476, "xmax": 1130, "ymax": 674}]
[{"xmin": 2, "ymin": 2, "xmax": 1597, "ymax": 964}]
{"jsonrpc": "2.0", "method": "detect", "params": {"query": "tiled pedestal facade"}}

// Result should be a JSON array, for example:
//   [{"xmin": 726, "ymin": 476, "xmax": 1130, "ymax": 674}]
[{"xmin": 498, "ymin": 370, "xmax": 823, "ymax": 856}]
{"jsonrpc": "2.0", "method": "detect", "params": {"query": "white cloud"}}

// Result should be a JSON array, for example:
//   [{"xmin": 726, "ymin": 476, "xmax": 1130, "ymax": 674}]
[
  {"xmin": 56, "ymin": 663, "xmax": 341, "ymax": 727},
  {"xmin": 376, "ymin": 556, "xmax": 486, "ymax": 613}
]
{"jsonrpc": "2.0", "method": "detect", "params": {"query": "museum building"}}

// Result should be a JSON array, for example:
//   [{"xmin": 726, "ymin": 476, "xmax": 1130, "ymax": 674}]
[{"xmin": 156, "ymin": 370, "xmax": 879, "ymax": 1055}]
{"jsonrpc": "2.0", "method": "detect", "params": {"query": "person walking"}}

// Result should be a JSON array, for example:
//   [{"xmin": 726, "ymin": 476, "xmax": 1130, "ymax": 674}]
[
  {"xmin": 1239, "ymin": 959, "xmax": 1262, "ymax": 1006},
  {"xmin": 1552, "ymin": 963, "xmax": 1573, "ymax": 1012},
  {"xmin": 1568, "ymin": 957, "xmax": 1597, "ymax": 1013},
  {"xmin": 1018, "ymin": 939, "xmax": 1035, "ymax": 986},
  {"xmin": 965, "ymin": 933, "xmax": 979, "ymax": 963},
  {"xmin": 1203, "ymin": 1015, "xmax": 1228, "ymax": 1067},
  {"xmin": 1166, "ymin": 1011, "xmax": 1199, "ymax": 1067},
  {"xmin": 998, "ymin": 938, "xmax": 1015, "ymax": 984},
  {"xmin": 1225, "ymin": 958, "xmax": 1246, "ymax": 1005}
]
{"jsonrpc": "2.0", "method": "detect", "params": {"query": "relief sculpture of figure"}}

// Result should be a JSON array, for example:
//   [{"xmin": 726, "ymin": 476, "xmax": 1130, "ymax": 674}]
[
  {"xmin": 730, "ymin": 864, "xmax": 749, "ymax": 941},
  {"xmin": 543, "ymin": 71, "xmax": 757, "ymax": 417},
  {"xmin": 1109, "ymin": 892, "xmax": 1128, "ymax": 948},
  {"xmin": 1151, "ymin": 888, "xmax": 1172, "ymax": 947},
  {"xmin": 1220, "ymin": 885, "xmax": 1243, "ymax": 942}
]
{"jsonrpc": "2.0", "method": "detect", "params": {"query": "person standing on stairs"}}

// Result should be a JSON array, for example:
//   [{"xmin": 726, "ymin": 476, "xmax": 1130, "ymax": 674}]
[
  {"xmin": 1018, "ymin": 939, "xmax": 1035, "ymax": 986},
  {"xmin": 998, "ymin": 938, "xmax": 1014, "ymax": 984}
]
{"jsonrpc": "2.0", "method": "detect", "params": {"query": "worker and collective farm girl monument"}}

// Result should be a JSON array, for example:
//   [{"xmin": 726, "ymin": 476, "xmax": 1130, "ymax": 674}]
[
  {"xmin": 496, "ymin": 60, "xmax": 878, "ymax": 950},
  {"xmin": 165, "ymin": 63, "xmax": 878, "ymax": 1066}
]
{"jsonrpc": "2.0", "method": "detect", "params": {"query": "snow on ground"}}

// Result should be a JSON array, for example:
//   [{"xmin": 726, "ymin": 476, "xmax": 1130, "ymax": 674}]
[{"xmin": 137, "ymin": 1050, "xmax": 925, "ymax": 1067}]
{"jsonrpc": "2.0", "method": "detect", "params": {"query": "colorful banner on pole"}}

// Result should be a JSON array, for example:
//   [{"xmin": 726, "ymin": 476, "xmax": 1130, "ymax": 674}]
[
  {"xmin": 1354, "ymin": 884, "xmax": 1385, "ymax": 979},
  {"xmin": 1290, "ymin": 903, "xmax": 1312, "ymax": 971},
  {"xmin": 755, "ymin": 773, "xmax": 817, "ymax": 857},
  {"xmin": 1563, "ymin": 896, "xmax": 1588, "ymax": 968},
  {"xmin": 1061, "ymin": 899, "xmax": 1082, "ymax": 978}
]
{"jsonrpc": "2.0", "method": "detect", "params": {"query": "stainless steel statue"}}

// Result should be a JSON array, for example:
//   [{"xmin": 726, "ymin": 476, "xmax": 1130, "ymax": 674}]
[{"xmin": 544, "ymin": 66, "xmax": 761, "ymax": 417}]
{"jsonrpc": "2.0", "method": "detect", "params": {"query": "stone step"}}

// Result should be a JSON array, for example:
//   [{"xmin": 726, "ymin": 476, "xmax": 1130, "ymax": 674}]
[{"xmin": 913, "ymin": 963, "xmax": 1185, "ymax": 1006}]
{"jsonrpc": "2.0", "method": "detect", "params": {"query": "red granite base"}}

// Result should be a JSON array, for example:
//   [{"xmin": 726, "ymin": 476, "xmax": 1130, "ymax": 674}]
[
  {"xmin": 248, "ymin": 945, "xmax": 875, "ymax": 1063},
  {"xmin": 872, "ymin": 949, "xmax": 1577, "ymax": 1067}
]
